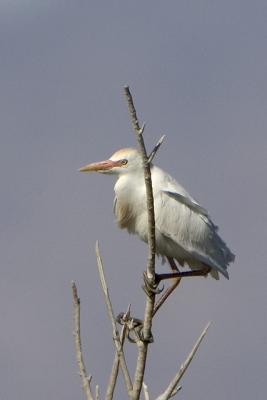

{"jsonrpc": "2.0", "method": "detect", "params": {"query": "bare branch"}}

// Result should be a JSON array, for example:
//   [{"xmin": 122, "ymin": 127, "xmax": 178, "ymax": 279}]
[
  {"xmin": 123, "ymin": 86, "xmax": 143, "ymax": 134},
  {"xmin": 95, "ymin": 241, "xmax": 133, "ymax": 396},
  {"xmin": 148, "ymin": 135, "xmax": 166, "ymax": 163},
  {"xmin": 169, "ymin": 385, "xmax": 182, "ymax": 398},
  {"xmin": 105, "ymin": 306, "xmax": 131, "ymax": 400},
  {"xmin": 124, "ymin": 86, "xmax": 156, "ymax": 282},
  {"xmin": 71, "ymin": 281, "xmax": 94, "ymax": 400},
  {"xmin": 124, "ymin": 86, "xmax": 157, "ymax": 400},
  {"xmin": 96, "ymin": 385, "xmax": 100, "ymax": 400},
  {"xmin": 142, "ymin": 382, "xmax": 150, "ymax": 400},
  {"xmin": 155, "ymin": 322, "xmax": 211, "ymax": 400}
]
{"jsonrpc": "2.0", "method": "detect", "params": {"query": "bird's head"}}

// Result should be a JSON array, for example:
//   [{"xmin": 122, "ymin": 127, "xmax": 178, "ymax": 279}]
[{"xmin": 79, "ymin": 148, "xmax": 143, "ymax": 176}]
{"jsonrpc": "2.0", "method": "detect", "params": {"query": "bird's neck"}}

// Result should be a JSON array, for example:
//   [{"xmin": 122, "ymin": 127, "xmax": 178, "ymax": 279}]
[{"xmin": 114, "ymin": 171, "xmax": 145, "ymax": 199}]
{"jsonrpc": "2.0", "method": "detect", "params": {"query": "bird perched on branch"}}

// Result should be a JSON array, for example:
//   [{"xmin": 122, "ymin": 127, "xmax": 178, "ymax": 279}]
[{"xmin": 79, "ymin": 148, "xmax": 235, "ymax": 281}]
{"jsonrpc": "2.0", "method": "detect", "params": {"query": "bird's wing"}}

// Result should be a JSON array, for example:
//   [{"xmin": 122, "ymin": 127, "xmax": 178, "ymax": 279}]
[
  {"xmin": 161, "ymin": 186, "xmax": 220, "ymax": 232},
  {"xmin": 161, "ymin": 229, "xmax": 229, "ymax": 278},
  {"xmin": 161, "ymin": 189, "xmax": 208, "ymax": 216},
  {"xmin": 155, "ymin": 166, "xmax": 209, "ymax": 217},
  {"xmin": 155, "ymin": 189, "xmax": 231, "ymax": 278}
]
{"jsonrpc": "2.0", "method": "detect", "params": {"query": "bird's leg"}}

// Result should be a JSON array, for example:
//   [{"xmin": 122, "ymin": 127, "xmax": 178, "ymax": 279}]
[
  {"xmin": 153, "ymin": 258, "xmax": 181, "ymax": 316},
  {"xmin": 153, "ymin": 260, "xmax": 211, "ymax": 316},
  {"xmin": 144, "ymin": 258, "xmax": 211, "ymax": 315},
  {"xmin": 156, "ymin": 265, "xmax": 211, "ymax": 281}
]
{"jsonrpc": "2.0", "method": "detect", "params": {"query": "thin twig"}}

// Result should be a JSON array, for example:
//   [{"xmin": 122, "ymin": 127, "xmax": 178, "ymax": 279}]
[
  {"xmin": 155, "ymin": 322, "xmax": 211, "ymax": 400},
  {"xmin": 96, "ymin": 385, "xmax": 100, "ymax": 400},
  {"xmin": 148, "ymin": 135, "xmax": 165, "ymax": 163},
  {"xmin": 124, "ymin": 86, "xmax": 157, "ymax": 400},
  {"xmin": 142, "ymin": 382, "xmax": 150, "ymax": 400},
  {"xmin": 95, "ymin": 241, "xmax": 133, "ymax": 396},
  {"xmin": 169, "ymin": 385, "xmax": 182, "ymax": 398},
  {"xmin": 71, "ymin": 281, "xmax": 94, "ymax": 400},
  {"xmin": 105, "ymin": 306, "xmax": 131, "ymax": 400}
]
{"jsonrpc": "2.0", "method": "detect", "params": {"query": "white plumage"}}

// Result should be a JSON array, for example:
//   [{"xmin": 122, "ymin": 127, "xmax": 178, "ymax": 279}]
[{"xmin": 80, "ymin": 148, "xmax": 235, "ymax": 279}]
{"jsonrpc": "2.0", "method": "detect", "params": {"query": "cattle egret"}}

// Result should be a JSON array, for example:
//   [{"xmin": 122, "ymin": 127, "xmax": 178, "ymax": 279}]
[{"xmin": 80, "ymin": 148, "xmax": 235, "ymax": 281}]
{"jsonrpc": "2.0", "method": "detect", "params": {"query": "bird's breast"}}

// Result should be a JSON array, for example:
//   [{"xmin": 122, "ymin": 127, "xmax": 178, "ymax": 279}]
[
  {"xmin": 114, "ymin": 175, "xmax": 147, "ymax": 234},
  {"xmin": 114, "ymin": 196, "xmax": 138, "ymax": 230}
]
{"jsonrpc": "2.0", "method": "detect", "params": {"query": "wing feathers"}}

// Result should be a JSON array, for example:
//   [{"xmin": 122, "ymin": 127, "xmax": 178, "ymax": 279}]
[
  {"xmin": 162, "ymin": 189, "xmax": 208, "ymax": 216},
  {"xmin": 157, "ymin": 190, "xmax": 234, "ymax": 278}
]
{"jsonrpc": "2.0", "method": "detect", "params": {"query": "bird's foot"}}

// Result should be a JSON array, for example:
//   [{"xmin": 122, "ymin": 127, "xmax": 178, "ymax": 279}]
[{"xmin": 142, "ymin": 272, "xmax": 164, "ymax": 298}]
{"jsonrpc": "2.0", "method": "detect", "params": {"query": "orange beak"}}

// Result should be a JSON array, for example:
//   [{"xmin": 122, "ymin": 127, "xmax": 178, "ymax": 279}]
[{"xmin": 79, "ymin": 159, "xmax": 123, "ymax": 172}]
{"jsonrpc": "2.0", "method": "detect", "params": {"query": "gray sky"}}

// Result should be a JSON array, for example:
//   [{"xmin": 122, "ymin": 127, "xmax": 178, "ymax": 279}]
[{"xmin": 1, "ymin": 1, "xmax": 266, "ymax": 399}]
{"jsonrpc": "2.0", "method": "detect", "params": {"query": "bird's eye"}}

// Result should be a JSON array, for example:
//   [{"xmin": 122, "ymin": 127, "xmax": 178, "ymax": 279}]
[{"xmin": 121, "ymin": 159, "xmax": 128, "ymax": 166}]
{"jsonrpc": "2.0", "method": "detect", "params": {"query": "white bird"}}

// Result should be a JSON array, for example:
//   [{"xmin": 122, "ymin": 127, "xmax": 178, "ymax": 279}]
[{"xmin": 79, "ymin": 148, "xmax": 235, "ymax": 281}]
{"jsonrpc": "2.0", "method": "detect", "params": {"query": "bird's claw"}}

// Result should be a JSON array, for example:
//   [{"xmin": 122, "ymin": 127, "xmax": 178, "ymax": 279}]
[{"xmin": 142, "ymin": 272, "xmax": 164, "ymax": 297}]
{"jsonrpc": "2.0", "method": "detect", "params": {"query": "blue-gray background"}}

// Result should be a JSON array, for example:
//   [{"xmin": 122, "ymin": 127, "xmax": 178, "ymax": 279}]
[{"xmin": 1, "ymin": 1, "xmax": 266, "ymax": 399}]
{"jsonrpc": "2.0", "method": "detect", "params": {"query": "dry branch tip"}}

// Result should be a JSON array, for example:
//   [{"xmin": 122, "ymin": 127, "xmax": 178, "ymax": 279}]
[
  {"xmin": 148, "ymin": 134, "xmax": 166, "ymax": 163},
  {"xmin": 95, "ymin": 241, "xmax": 133, "ymax": 395},
  {"xmin": 156, "ymin": 322, "xmax": 211, "ymax": 400},
  {"xmin": 71, "ymin": 281, "xmax": 94, "ymax": 400}
]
